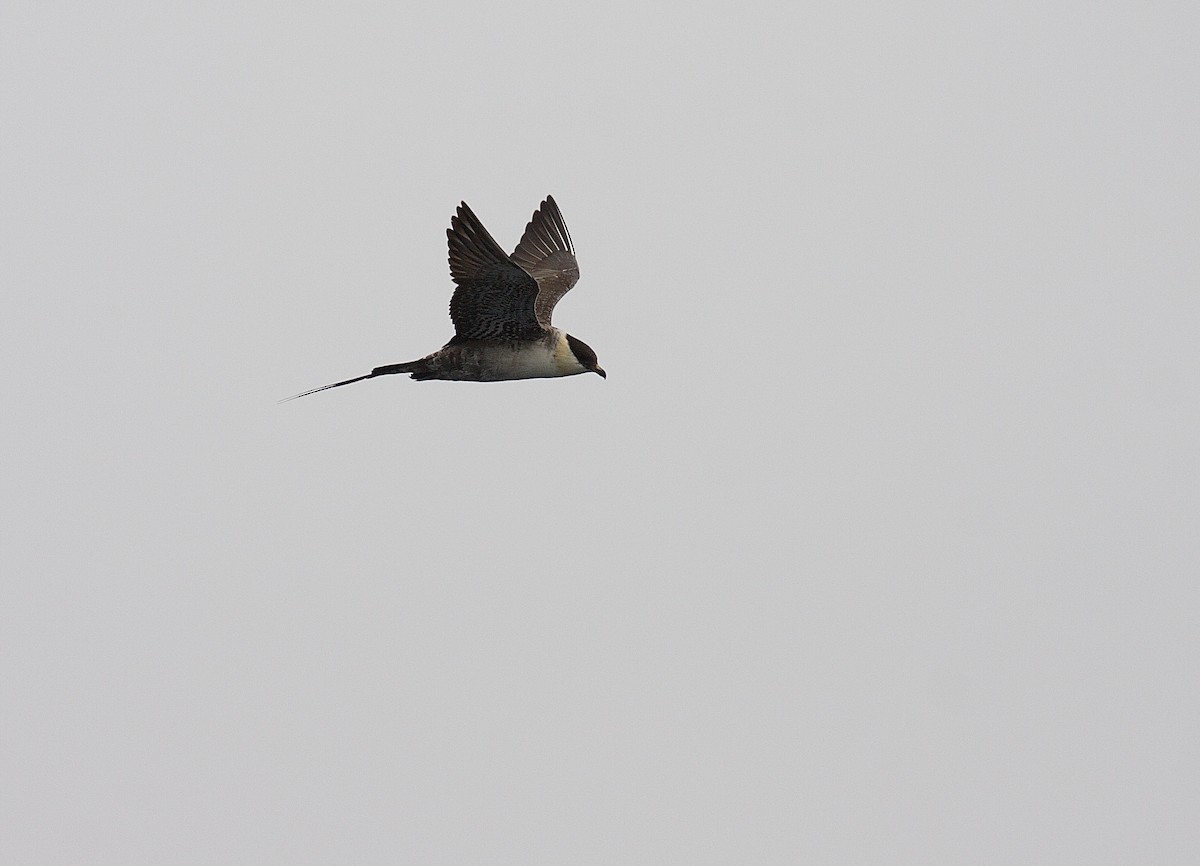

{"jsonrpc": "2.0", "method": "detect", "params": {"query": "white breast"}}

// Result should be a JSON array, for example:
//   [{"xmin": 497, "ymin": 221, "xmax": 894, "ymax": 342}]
[
  {"xmin": 482, "ymin": 331, "xmax": 586, "ymax": 380},
  {"xmin": 468, "ymin": 331, "xmax": 580, "ymax": 379}
]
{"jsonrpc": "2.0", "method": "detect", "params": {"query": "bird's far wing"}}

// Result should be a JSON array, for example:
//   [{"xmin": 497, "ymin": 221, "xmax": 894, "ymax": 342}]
[
  {"xmin": 510, "ymin": 196, "xmax": 580, "ymax": 327},
  {"xmin": 447, "ymin": 202, "xmax": 542, "ymax": 341}
]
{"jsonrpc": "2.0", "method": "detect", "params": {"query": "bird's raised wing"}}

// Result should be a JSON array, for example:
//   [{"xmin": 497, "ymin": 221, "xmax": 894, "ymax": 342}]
[
  {"xmin": 446, "ymin": 201, "xmax": 543, "ymax": 341},
  {"xmin": 510, "ymin": 196, "xmax": 580, "ymax": 327}
]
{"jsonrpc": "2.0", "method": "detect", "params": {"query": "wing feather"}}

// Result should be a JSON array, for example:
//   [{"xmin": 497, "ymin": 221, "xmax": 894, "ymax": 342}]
[
  {"xmin": 446, "ymin": 202, "xmax": 542, "ymax": 341},
  {"xmin": 510, "ymin": 196, "xmax": 581, "ymax": 327},
  {"xmin": 447, "ymin": 201, "xmax": 509, "ymax": 287}
]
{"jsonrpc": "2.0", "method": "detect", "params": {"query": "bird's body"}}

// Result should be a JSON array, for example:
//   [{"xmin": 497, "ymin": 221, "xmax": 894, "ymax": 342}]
[
  {"xmin": 285, "ymin": 196, "xmax": 603, "ymax": 401},
  {"xmin": 379, "ymin": 330, "xmax": 588, "ymax": 382}
]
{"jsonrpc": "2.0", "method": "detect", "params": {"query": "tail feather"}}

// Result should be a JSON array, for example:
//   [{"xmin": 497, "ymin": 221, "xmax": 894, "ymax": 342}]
[
  {"xmin": 280, "ymin": 360, "xmax": 425, "ymax": 402},
  {"xmin": 370, "ymin": 362, "xmax": 421, "ymax": 377}
]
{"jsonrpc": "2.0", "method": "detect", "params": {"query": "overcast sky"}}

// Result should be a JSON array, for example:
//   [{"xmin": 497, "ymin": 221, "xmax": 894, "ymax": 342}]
[{"xmin": 2, "ymin": 2, "xmax": 1198, "ymax": 863}]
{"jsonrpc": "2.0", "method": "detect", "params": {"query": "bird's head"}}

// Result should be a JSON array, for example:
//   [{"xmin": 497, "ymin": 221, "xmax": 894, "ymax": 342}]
[{"xmin": 566, "ymin": 333, "xmax": 606, "ymax": 378}]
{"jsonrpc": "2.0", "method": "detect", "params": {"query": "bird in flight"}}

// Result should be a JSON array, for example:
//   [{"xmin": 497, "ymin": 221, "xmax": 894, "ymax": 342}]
[{"xmin": 284, "ymin": 195, "xmax": 604, "ymax": 401}]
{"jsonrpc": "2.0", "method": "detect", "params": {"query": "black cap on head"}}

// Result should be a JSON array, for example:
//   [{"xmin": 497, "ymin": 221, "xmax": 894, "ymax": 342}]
[{"xmin": 565, "ymin": 333, "xmax": 605, "ymax": 378}]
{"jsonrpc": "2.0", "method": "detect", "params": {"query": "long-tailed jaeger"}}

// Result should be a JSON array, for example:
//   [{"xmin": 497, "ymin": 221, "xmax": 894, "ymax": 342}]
[{"xmin": 284, "ymin": 195, "xmax": 604, "ymax": 400}]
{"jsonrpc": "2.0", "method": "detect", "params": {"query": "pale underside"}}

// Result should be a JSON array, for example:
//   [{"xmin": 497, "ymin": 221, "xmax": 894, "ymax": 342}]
[{"xmin": 405, "ymin": 329, "xmax": 587, "ymax": 382}]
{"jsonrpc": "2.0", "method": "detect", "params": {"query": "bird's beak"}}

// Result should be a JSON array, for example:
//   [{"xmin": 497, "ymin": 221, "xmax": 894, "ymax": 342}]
[{"xmin": 595, "ymin": 367, "xmax": 607, "ymax": 379}]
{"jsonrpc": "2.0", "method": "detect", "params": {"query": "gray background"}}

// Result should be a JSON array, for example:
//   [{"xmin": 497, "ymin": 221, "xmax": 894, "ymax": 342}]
[{"xmin": 3, "ymin": 2, "xmax": 1197, "ymax": 863}]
